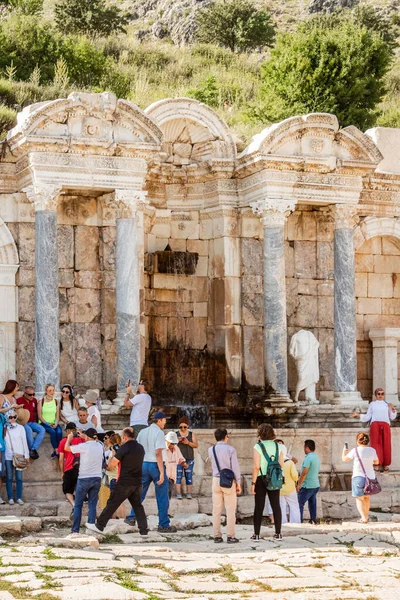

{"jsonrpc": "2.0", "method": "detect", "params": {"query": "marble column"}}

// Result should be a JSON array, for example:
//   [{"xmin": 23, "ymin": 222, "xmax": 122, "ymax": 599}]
[
  {"xmin": 107, "ymin": 190, "xmax": 147, "ymax": 403},
  {"xmin": 252, "ymin": 198, "xmax": 295, "ymax": 404},
  {"xmin": 332, "ymin": 205, "xmax": 363, "ymax": 405},
  {"xmin": 25, "ymin": 185, "xmax": 61, "ymax": 394}
]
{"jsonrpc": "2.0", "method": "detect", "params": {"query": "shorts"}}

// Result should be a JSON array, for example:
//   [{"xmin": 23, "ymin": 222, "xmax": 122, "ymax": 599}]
[
  {"xmin": 352, "ymin": 476, "xmax": 366, "ymax": 498},
  {"xmin": 62, "ymin": 466, "xmax": 79, "ymax": 496}
]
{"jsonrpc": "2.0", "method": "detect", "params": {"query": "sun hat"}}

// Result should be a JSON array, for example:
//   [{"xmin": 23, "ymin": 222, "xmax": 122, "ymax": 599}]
[
  {"xmin": 16, "ymin": 408, "xmax": 30, "ymax": 426},
  {"xmin": 165, "ymin": 431, "xmax": 179, "ymax": 444},
  {"xmin": 83, "ymin": 390, "xmax": 98, "ymax": 404}
]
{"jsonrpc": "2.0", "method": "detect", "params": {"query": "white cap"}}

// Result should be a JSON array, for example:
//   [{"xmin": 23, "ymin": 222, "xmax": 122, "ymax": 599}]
[{"xmin": 165, "ymin": 431, "xmax": 179, "ymax": 444}]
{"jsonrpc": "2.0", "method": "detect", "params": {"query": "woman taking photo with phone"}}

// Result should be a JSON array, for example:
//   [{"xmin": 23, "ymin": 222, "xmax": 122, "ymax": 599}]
[
  {"xmin": 176, "ymin": 416, "xmax": 198, "ymax": 500},
  {"xmin": 342, "ymin": 432, "xmax": 379, "ymax": 523}
]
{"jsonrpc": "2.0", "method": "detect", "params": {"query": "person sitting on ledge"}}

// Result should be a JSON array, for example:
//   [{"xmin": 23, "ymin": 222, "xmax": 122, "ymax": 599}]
[
  {"xmin": 76, "ymin": 407, "xmax": 92, "ymax": 432},
  {"xmin": 37, "ymin": 383, "xmax": 63, "ymax": 459},
  {"xmin": 16, "ymin": 385, "xmax": 45, "ymax": 460},
  {"xmin": 351, "ymin": 388, "xmax": 397, "ymax": 474}
]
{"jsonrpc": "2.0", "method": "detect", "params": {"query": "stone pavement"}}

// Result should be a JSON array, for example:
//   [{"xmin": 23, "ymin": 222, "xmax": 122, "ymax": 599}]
[{"xmin": 1, "ymin": 521, "xmax": 400, "ymax": 600}]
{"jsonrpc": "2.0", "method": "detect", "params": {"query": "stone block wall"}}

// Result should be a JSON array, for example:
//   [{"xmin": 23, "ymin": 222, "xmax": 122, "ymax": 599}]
[{"xmin": 355, "ymin": 235, "xmax": 400, "ymax": 398}]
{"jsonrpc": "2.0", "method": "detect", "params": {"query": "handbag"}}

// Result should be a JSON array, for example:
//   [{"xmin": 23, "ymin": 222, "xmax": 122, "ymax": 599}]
[
  {"xmin": 8, "ymin": 429, "xmax": 28, "ymax": 471},
  {"xmin": 212, "ymin": 446, "xmax": 235, "ymax": 488},
  {"xmin": 355, "ymin": 448, "xmax": 381, "ymax": 496}
]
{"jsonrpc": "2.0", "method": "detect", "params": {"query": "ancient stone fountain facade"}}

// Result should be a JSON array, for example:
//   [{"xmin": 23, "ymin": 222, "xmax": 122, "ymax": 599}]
[{"xmin": 1, "ymin": 92, "xmax": 400, "ymax": 422}]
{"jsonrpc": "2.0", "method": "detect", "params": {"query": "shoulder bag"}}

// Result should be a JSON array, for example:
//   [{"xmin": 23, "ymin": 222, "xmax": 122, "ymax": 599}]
[
  {"xmin": 212, "ymin": 445, "xmax": 235, "ymax": 488},
  {"xmin": 355, "ymin": 448, "xmax": 381, "ymax": 495},
  {"xmin": 8, "ymin": 429, "xmax": 28, "ymax": 470}
]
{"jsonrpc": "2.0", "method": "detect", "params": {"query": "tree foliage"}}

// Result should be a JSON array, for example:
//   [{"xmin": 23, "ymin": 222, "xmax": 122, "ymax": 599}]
[
  {"xmin": 54, "ymin": 0, "xmax": 128, "ymax": 37},
  {"xmin": 256, "ymin": 15, "xmax": 393, "ymax": 129},
  {"xmin": 196, "ymin": 0, "xmax": 275, "ymax": 52}
]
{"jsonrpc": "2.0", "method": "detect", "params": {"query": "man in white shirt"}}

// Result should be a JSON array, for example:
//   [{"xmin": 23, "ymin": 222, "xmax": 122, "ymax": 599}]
[
  {"xmin": 351, "ymin": 387, "xmax": 397, "ymax": 473},
  {"xmin": 125, "ymin": 411, "xmax": 177, "ymax": 533},
  {"xmin": 123, "ymin": 379, "xmax": 151, "ymax": 438},
  {"xmin": 65, "ymin": 428, "xmax": 103, "ymax": 534}
]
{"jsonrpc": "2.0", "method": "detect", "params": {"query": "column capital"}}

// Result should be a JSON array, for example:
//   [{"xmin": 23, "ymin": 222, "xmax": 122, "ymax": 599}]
[
  {"xmin": 251, "ymin": 198, "xmax": 296, "ymax": 227},
  {"xmin": 104, "ymin": 189, "xmax": 148, "ymax": 219},
  {"xmin": 24, "ymin": 184, "xmax": 62, "ymax": 212},
  {"xmin": 328, "ymin": 204, "xmax": 359, "ymax": 230}
]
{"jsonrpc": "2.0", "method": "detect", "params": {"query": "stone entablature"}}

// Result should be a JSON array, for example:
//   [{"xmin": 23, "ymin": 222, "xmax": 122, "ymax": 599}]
[{"xmin": 2, "ymin": 92, "xmax": 400, "ymax": 409}]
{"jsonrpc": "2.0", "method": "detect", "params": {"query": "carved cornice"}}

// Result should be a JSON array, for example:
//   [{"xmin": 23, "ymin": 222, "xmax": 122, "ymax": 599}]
[
  {"xmin": 103, "ymin": 189, "xmax": 148, "ymax": 219},
  {"xmin": 251, "ymin": 198, "xmax": 296, "ymax": 227},
  {"xmin": 23, "ymin": 184, "xmax": 62, "ymax": 211}
]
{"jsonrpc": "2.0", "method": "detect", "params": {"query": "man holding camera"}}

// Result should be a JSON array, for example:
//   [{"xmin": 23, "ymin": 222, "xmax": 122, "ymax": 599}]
[
  {"xmin": 58, "ymin": 422, "xmax": 84, "ymax": 513},
  {"xmin": 124, "ymin": 379, "xmax": 151, "ymax": 439}
]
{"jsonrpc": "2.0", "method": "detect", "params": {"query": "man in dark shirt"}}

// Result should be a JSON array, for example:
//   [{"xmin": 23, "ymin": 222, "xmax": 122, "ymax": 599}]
[
  {"xmin": 86, "ymin": 427, "xmax": 148, "ymax": 536},
  {"xmin": 16, "ymin": 385, "xmax": 45, "ymax": 459}
]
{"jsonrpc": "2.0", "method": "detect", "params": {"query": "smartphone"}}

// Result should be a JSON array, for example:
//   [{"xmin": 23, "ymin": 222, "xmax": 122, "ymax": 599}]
[{"xmin": 344, "ymin": 442, "xmax": 349, "ymax": 450}]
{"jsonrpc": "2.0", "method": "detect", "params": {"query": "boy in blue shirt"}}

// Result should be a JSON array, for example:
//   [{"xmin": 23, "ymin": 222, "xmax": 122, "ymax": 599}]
[{"xmin": 297, "ymin": 439, "xmax": 320, "ymax": 524}]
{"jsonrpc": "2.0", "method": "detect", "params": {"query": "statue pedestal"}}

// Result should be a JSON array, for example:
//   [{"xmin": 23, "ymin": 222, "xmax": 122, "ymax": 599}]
[{"xmin": 369, "ymin": 328, "xmax": 400, "ymax": 405}]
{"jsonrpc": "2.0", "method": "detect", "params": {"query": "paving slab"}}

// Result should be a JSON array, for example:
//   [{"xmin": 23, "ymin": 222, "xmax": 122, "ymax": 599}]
[
  {"xmin": 56, "ymin": 582, "xmax": 147, "ymax": 600},
  {"xmin": 0, "ymin": 516, "xmax": 22, "ymax": 535}
]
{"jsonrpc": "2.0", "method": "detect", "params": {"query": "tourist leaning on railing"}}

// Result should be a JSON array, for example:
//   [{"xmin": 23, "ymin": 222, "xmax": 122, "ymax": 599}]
[{"xmin": 37, "ymin": 383, "xmax": 63, "ymax": 459}]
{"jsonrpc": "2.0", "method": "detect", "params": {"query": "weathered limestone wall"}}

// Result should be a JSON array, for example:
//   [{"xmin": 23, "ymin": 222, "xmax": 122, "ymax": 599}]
[
  {"xmin": 13, "ymin": 197, "xmax": 118, "ymax": 393},
  {"xmin": 356, "ymin": 235, "xmax": 400, "ymax": 398}
]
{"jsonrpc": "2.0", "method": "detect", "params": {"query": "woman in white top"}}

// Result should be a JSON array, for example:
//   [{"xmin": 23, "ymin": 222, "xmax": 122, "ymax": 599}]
[
  {"xmin": 84, "ymin": 389, "xmax": 104, "ymax": 438},
  {"xmin": 351, "ymin": 387, "xmax": 397, "ymax": 473},
  {"xmin": 4, "ymin": 412, "xmax": 29, "ymax": 505},
  {"xmin": 342, "ymin": 432, "xmax": 379, "ymax": 523},
  {"xmin": 59, "ymin": 385, "xmax": 79, "ymax": 426},
  {"xmin": 0, "ymin": 380, "xmax": 20, "ymax": 421}
]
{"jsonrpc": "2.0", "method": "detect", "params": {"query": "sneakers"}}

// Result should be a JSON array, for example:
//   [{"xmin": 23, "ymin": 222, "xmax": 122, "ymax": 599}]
[
  {"xmin": 50, "ymin": 451, "xmax": 58, "ymax": 460},
  {"xmin": 176, "ymin": 494, "xmax": 182, "ymax": 500},
  {"xmin": 8, "ymin": 499, "xmax": 14, "ymax": 505},
  {"xmin": 29, "ymin": 449, "xmax": 39, "ymax": 460},
  {"xmin": 250, "ymin": 534, "xmax": 261, "ymax": 541},
  {"xmin": 85, "ymin": 522, "xmax": 104, "ymax": 535},
  {"xmin": 0, "ymin": 497, "xmax": 5, "ymax": 505},
  {"xmin": 139, "ymin": 530, "xmax": 149, "ymax": 536},
  {"xmin": 227, "ymin": 537, "xmax": 239, "ymax": 544},
  {"xmin": 186, "ymin": 493, "xmax": 192, "ymax": 499},
  {"xmin": 157, "ymin": 525, "xmax": 177, "ymax": 533},
  {"xmin": 16, "ymin": 499, "xmax": 24, "ymax": 506},
  {"xmin": 214, "ymin": 536, "xmax": 223, "ymax": 543},
  {"xmin": 124, "ymin": 517, "xmax": 136, "ymax": 527},
  {"xmin": 273, "ymin": 534, "xmax": 283, "ymax": 541}
]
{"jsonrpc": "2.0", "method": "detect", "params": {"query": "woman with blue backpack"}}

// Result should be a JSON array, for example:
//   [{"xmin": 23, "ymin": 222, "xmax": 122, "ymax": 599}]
[{"xmin": 251, "ymin": 423, "xmax": 284, "ymax": 541}]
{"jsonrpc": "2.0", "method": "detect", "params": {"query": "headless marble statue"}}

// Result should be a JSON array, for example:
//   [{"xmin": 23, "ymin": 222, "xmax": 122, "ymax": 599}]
[{"xmin": 289, "ymin": 329, "xmax": 320, "ymax": 404}]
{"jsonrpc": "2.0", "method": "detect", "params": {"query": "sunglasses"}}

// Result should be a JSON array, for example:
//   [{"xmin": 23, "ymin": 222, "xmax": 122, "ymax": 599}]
[
  {"xmin": 62, "ymin": 390, "xmax": 70, "ymax": 394},
  {"xmin": 9, "ymin": 415, "xmax": 17, "ymax": 419},
  {"xmin": 179, "ymin": 425, "xmax": 188, "ymax": 429},
  {"xmin": 25, "ymin": 393, "xmax": 34, "ymax": 397},
  {"xmin": 104, "ymin": 435, "xmax": 109, "ymax": 439},
  {"xmin": 376, "ymin": 392, "xmax": 384, "ymax": 396}
]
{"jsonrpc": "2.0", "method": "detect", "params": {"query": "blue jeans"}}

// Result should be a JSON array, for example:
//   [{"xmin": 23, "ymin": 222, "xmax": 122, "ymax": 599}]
[
  {"xmin": 5, "ymin": 460, "xmax": 23, "ymax": 500},
  {"xmin": 298, "ymin": 487, "xmax": 320, "ymax": 523},
  {"xmin": 42, "ymin": 423, "xmax": 63, "ymax": 450},
  {"xmin": 72, "ymin": 477, "xmax": 101, "ymax": 533},
  {"xmin": 176, "ymin": 459, "xmax": 194, "ymax": 485},
  {"xmin": 128, "ymin": 462, "xmax": 170, "ymax": 528},
  {"xmin": 24, "ymin": 423, "xmax": 45, "ymax": 451}
]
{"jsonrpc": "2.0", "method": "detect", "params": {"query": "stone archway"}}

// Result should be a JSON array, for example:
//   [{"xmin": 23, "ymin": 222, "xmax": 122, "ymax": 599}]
[
  {"xmin": 354, "ymin": 217, "xmax": 400, "ymax": 399},
  {"xmin": 0, "ymin": 218, "xmax": 19, "ymax": 387}
]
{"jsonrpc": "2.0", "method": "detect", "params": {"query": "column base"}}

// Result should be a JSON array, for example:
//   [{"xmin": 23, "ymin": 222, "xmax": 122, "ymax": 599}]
[
  {"xmin": 333, "ymin": 391, "xmax": 369, "ymax": 408},
  {"xmin": 113, "ymin": 392, "xmax": 126, "ymax": 407},
  {"xmin": 266, "ymin": 393, "xmax": 293, "ymax": 407}
]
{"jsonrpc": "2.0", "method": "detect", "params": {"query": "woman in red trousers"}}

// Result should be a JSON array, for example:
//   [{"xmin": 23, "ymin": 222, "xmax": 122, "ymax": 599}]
[{"xmin": 351, "ymin": 388, "xmax": 397, "ymax": 474}]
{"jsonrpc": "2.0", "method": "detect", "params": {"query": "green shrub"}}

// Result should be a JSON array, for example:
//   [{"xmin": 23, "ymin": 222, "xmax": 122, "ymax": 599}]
[
  {"xmin": 256, "ymin": 16, "xmax": 393, "ymax": 129},
  {"xmin": 188, "ymin": 75, "xmax": 219, "ymax": 107},
  {"xmin": 60, "ymin": 35, "xmax": 107, "ymax": 87},
  {"xmin": 54, "ymin": 0, "xmax": 128, "ymax": 37},
  {"xmin": 0, "ymin": 103, "xmax": 17, "ymax": 137},
  {"xmin": 98, "ymin": 59, "xmax": 131, "ymax": 98},
  {"xmin": 196, "ymin": 0, "xmax": 275, "ymax": 52}
]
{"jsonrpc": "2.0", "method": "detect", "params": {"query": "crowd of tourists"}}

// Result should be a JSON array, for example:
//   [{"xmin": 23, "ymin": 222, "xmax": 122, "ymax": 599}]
[{"xmin": 0, "ymin": 380, "xmax": 396, "ymax": 539}]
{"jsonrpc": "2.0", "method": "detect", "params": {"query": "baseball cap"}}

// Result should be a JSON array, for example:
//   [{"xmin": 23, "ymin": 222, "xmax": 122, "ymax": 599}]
[
  {"xmin": 84, "ymin": 428, "xmax": 97, "ymax": 439},
  {"xmin": 66, "ymin": 422, "xmax": 76, "ymax": 431},
  {"xmin": 152, "ymin": 410, "xmax": 167, "ymax": 421}
]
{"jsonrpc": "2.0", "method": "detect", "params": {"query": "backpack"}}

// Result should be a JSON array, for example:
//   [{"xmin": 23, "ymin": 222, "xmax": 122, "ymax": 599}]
[{"xmin": 258, "ymin": 441, "xmax": 283, "ymax": 491}]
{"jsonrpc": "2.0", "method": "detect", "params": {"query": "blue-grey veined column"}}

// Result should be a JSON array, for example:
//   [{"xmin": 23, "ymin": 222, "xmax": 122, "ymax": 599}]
[
  {"xmin": 252, "ymin": 199, "xmax": 295, "ymax": 404},
  {"xmin": 332, "ymin": 205, "xmax": 362, "ymax": 405},
  {"xmin": 112, "ymin": 190, "xmax": 146, "ymax": 402},
  {"xmin": 25, "ymin": 185, "xmax": 61, "ymax": 393}
]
